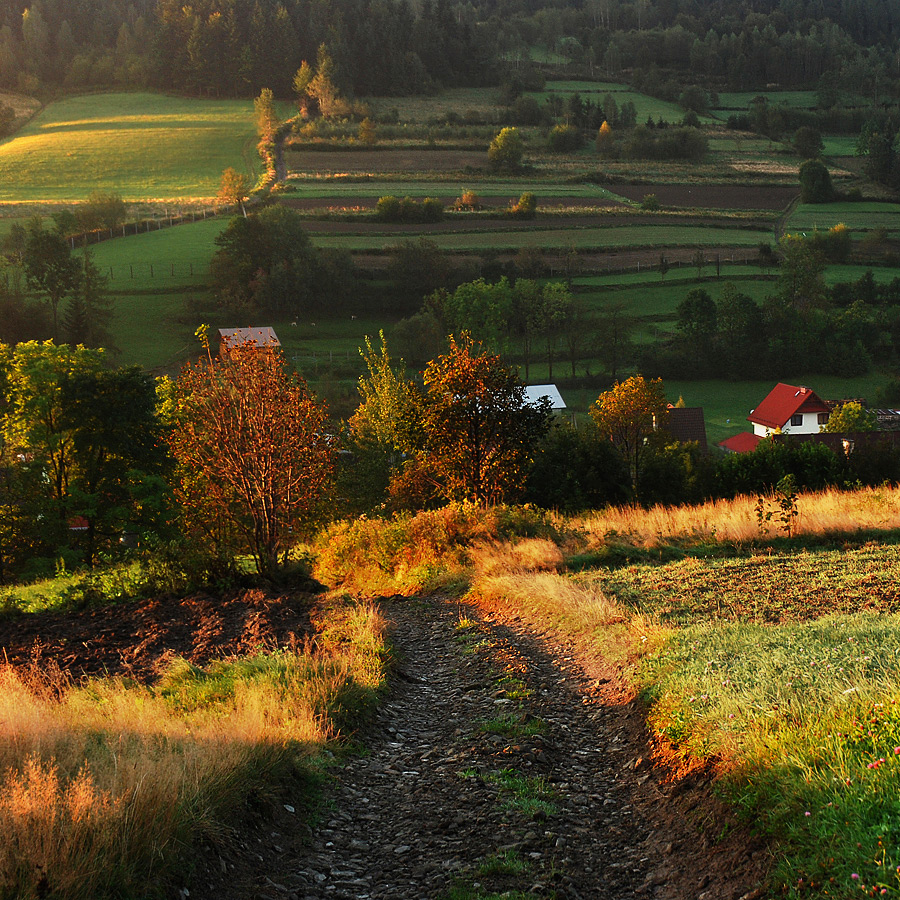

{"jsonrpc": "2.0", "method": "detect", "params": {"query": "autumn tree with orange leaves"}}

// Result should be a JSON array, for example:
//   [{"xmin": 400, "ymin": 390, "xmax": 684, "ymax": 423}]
[
  {"xmin": 420, "ymin": 333, "xmax": 551, "ymax": 505},
  {"xmin": 169, "ymin": 328, "xmax": 334, "ymax": 576}
]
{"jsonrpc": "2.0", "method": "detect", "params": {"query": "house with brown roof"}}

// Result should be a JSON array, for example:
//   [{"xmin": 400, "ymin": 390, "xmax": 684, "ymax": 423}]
[
  {"xmin": 748, "ymin": 383, "xmax": 830, "ymax": 437},
  {"xmin": 664, "ymin": 405, "xmax": 708, "ymax": 451}
]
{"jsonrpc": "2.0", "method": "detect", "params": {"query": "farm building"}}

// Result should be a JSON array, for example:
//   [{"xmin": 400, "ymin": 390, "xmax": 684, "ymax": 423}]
[
  {"xmin": 665, "ymin": 405, "xmax": 708, "ymax": 451},
  {"xmin": 719, "ymin": 432, "xmax": 763, "ymax": 454},
  {"xmin": 218, "ymin": 327, "xmax": 281, "ymax": 357},
  {"xmin": 748, "ymin": 383, "xmax": 830, "ymax": 437},
  {"xmin": 524, "ymin": 384, "xmax": 566, "ymax": 412}
]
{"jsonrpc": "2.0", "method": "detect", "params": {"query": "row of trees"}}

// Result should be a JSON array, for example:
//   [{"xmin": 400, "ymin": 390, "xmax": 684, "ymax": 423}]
[
  {"xmin": 0, "ymin": 218, "xmax": 113, "ymax": 347},
  {"xmin": 1, "ymin": 0, "xmax": 491, "ymax": 97},
  {"xmin": 9, "ymin": 331, "xmax": 900, "ymax": 583}
]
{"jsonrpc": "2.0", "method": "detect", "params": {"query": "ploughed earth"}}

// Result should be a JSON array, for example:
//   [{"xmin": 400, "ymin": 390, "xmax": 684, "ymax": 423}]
[
  {"xmin": 0, "ymin": 587, "xmax": 314, "ymax": 681},
  {"xmin": 0, "ymin": 590, "xmax": 769, "ymax": 899}
]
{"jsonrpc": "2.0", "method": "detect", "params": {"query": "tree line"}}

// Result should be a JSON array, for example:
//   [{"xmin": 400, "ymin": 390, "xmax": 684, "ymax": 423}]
[
  {"xmin": 1, "ymin": 0, "xmax": 899, "ymax": 99},
  {"xmin": 0, "ymin": 0, "xmax": 492, "ymax": 97}
]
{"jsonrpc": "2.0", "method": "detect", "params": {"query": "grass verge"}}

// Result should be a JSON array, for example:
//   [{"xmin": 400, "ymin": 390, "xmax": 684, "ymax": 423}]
[{"xmin": 0, "ymin": 595, "xmax": 388, "ymax": 899}]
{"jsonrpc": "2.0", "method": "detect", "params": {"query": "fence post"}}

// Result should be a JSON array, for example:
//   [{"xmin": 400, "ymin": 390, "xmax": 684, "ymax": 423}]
[{"xmin": 150, "ymin": 264, "xmax": 153, "ymax": 277}]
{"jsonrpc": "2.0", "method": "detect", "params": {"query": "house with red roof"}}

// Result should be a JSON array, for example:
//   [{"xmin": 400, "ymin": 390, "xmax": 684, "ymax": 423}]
[{"xmin": 748, "ymin": 383, "xmax": 831, "ymax": 437}]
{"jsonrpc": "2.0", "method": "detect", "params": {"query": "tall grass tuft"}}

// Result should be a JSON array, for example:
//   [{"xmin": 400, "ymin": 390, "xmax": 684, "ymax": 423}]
[
  {"xmin": 577, "ymin": 484, "xmax": 900, "ymax": 549},
  {"xmin": 0, "ymin": 598, "xmax": 387, "ymax": 899}
]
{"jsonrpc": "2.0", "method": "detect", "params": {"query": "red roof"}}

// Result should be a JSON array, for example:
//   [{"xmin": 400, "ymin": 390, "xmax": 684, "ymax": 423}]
[
  {"xmin": 748, "ymin": 383, "xmax": 830, "ymax": 430},
  {"xmin": 719, "ymin": 432, "xmax": 763, "ymax": 453}
]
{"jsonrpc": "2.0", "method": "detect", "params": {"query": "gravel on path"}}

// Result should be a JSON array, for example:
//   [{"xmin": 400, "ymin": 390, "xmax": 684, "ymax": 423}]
[{"xmin": 186, "ymin": 595, "xmax": 770, "ymax": 900}]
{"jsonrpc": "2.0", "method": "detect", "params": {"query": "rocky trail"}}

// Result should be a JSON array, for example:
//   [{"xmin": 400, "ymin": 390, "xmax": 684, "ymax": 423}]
[{"xmin": 187, "ymin": 596, "xmax": 769, "ymax": 900}]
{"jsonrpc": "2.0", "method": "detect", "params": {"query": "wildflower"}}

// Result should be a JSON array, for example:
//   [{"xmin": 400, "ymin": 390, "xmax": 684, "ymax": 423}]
[
  {"xmin": 852, "ymin": 873, "xmax": 859, "ymax": 880},
  {"xmin": 805, "ymin": 811, "xmax": 811, "ymax": 816}
]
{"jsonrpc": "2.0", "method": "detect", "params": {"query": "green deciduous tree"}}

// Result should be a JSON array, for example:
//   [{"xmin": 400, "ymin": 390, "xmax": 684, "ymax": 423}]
[
  {"xmin": 1, "ymin": 341, "xmax": 165, "ymax": 568},
  {"xmin": 821, "ymin": 401, "xmax": 876, "ymax": 433},
  {"xmin": 24, "ymin": 220, "xmax": 81, "ymax": 341},
  {"xmin": 210, "ymin": 205, "xmax": 338, "ymax": 314},
  {"xmin": 798, "ymin": 158, "xmax": 835, "ymax": 202},
  {"xmin": 169, "ymin": 333, "xmax": 334, "ymax": 576}
]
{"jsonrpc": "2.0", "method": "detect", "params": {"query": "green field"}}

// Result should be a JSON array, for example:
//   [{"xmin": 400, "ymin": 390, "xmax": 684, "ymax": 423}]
[
  {"xmin": 363, "ymin": 88, "xmax": 500, "ymax": 122},
  {"xmin": 664, "ymin": 374, "xmax": 889, "ymax": 446},
  {"xmin": 825, "ymin": 264, "xmax": 900, "ymax": 285},
  {"xmin": 86, "ymin": 217, "xmax": 226, "ymax": 282},
  {"xmin": 822, "ymin": 135, "xmax": 859, "ymax": 157},
  {"xmin": 715, "ymin": 90, "xmax": 819, "ymax": 110},
  {"xmin": 311, "ymin": 225, "xmax": 772, "ymax": 252},
  {"xmin": 787, "ymin": 202, "xmax": 900, "ymax": 233},
  {"xmin": 0, "ymin": 93, "xmax": 258, "ymax": 203},
  {"xmin": 526, "ymin": 83, "xmax": 714, "ymax": 124}
]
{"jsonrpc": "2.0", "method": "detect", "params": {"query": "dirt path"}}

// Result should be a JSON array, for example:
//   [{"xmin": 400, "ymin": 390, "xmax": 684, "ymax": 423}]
[{"xmin": 186, "ymin": 596, "xmax": 769, "ymax": 900}]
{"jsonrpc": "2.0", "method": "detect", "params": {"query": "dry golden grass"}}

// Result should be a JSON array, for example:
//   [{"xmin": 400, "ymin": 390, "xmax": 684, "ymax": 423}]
[
  {"xmin": 475, "ymin": 572, "xmax": 625, "ymax": 632},
  {"xmin": 575, "ymin": 485, "xmax": 900, "ymax": 548},
  {"xmin": 0, "ymin": 600, "xmax": 387, "ymax": 899},
  {"xmin": 473, "ymin": 538, "xmax": 564, "ymax": 577}
]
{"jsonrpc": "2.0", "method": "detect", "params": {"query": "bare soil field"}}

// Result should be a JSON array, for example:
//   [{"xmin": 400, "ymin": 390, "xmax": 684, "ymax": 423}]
[
  {"xmin": 0, "ymin": 588, "xmax": 314, "ymax": 682},
  {"xmin": 607, "ymin": 183, "xmax": 797, "ymax": 210},
  {"xmin": 285, "ymin": 148, "xmax": 486, "ymax": 174}
]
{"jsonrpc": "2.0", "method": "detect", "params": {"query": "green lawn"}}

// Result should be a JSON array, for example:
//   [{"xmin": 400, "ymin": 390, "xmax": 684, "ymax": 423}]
[
  {"xmin": 0, "ymin": 93, "xmax": 258, "ymax": 203},
  {"xmin": 786, "ymin": 202, "xmax": 900, "ymax": 233}
]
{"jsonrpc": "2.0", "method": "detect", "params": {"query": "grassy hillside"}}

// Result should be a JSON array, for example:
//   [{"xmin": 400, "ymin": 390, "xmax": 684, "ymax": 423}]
[{"xmin": 0, "ymin": 93, "xmax": 258, "ymax": 203}]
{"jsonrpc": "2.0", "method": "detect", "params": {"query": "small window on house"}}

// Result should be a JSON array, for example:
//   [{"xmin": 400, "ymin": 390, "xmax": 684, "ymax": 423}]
[
  {"xmin": 818, "ymin": 412, "xmax": 829, "ymax": 425},
  {"xmin": 790, "ymin": 414, "xmax": 803, "ymax": 426}
]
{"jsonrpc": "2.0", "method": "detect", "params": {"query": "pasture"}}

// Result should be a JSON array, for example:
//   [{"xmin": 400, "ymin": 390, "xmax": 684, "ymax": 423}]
[
  {"xmin": 786, "ymin": 201, "xmax": 900, "ymax": 234},
  {"xmin": 0, "ymin": 93, "xmax": 258, "ymax": 203}
]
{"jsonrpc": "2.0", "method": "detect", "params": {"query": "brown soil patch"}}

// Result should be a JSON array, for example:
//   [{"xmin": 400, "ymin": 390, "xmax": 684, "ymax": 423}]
[
  {"xmin": 608, "ymin": 183, "xmax": 797, "ymax": 210},
  {"xmin": 285, "ymin": 148, "xmax": 486, "ymax": 174},
  {"xmin": 0, "ymin": 588, "xmax": 315, "ymax": 683}
]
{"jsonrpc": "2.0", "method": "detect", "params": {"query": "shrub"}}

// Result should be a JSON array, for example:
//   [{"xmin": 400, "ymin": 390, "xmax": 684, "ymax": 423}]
[
  {"xmin": 375, "ymin": 194, "xmax": 402, "ymax": 221},
  {"xmin": 509, "ymin": 191, "xmax": 536, "ymax": 219},
  {"xmin": 547, "ymin": 123, "xmax": 583, "ymax": 152},
  {"xmin": 641, "ymin": 193, "xmax": 660, "ymax": 211},
  {"xmin": 421, "ymin": 197, "xmax": 444, "ymax": 222},
  {"xmin": 453, "ymin": 189, "xmax": 481, "ymax": 211}
]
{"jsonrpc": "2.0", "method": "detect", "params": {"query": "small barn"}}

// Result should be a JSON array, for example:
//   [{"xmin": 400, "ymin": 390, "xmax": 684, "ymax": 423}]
[{"xmin": 218, "ymin": 326, "xmax": 281, "ymax": 357}]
